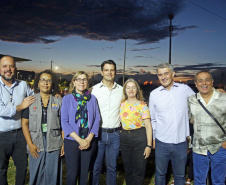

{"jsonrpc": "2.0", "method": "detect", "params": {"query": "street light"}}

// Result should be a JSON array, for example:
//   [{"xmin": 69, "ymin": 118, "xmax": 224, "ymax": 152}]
[
  {"xmin": 168, "ymin": 13, "xmax": 174, "ymax": 64},
  {"xmin": 123, "ymin": 37, "xmax": 129, "ymax": 85}
]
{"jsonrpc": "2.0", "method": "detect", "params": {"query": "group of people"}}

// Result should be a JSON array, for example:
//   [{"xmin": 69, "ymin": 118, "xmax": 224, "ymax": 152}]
[{"xmin": 0, "ymin": 55, "xmax": 225, "ymax": 185}]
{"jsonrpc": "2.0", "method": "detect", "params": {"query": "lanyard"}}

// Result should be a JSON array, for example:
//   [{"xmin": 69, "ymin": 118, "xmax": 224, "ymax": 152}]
[
  {"xmin": 2, "ymin": 85, "xmax": 14, "ymax": 102},
  {"xmin": 41, "ymin": 98, "xmax": 49, "ymax": 123}
]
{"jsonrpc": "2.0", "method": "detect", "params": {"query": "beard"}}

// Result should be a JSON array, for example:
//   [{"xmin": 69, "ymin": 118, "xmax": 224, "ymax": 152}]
[{"xmin": 1, "ymin": 73, "xmax": 15, "ymax": 81}]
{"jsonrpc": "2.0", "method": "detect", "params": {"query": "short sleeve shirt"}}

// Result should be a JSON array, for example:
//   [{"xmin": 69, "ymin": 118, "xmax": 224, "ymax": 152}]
[
  {"xmin": 120, "ymin": 101, "xmax": 150, "ymax": 130},
  {"xmin": 22, "ymin": 108, "xmax": 29, "ymax": 119}
]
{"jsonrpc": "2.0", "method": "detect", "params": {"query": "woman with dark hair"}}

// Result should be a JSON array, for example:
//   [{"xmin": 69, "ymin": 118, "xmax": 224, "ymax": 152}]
[
  {"xmin": 21, "ymin": 69, "xmax": 64, "ymax": 185},
  {"xmin": 120, "ymin": 78, "xmax": 152, "ymax": 185},
  {"xmin": 61, "ymin": 71, "xmax": 100, "ymax": 185}
]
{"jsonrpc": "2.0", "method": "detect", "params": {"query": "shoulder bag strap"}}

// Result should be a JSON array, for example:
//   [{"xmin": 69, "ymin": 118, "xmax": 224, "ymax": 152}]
[{"xmin": 195, "ymin": 94, "xmax": 226, "ymax": 135}]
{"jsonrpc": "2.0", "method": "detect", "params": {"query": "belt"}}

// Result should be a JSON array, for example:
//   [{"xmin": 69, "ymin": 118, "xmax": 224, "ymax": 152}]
[
  {"xmin": 101, "ymin": 127, "xmax": 121, "ymax": 133},
  {"xmin": 122, "ymin": 127, "xmax": 145, "ymax": 133},
  {"xmin": 0, "ymin": 128, "xmax": 22, "ymax": 134}
]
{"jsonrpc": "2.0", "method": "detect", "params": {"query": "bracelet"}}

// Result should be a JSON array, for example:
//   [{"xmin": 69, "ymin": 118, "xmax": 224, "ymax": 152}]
[{"xmin": 146, "ymin": 145, "xmax": 152, "ymax": 149}]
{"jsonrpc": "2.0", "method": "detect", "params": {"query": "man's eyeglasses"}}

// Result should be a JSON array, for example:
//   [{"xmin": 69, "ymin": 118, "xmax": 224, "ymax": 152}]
[{"xmin": 40, "ymin": 78, "xmax": 52, "ymax": 84}]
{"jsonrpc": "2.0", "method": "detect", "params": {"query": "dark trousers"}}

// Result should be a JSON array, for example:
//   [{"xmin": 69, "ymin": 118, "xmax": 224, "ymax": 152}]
[
  {"xmin": 0, "ymin": 128, "xmax": 28, "ymax": 185},
  {"xmin": 64, "ymin": 138, "xmax": 97, "ymax": 185},
  {"xmin": 187, "ymin": 149, "xmax": 194, "ymax": 180},
  {"xmin": 120, "ymin": 127, "xmax": 147, "ymax": 185}
]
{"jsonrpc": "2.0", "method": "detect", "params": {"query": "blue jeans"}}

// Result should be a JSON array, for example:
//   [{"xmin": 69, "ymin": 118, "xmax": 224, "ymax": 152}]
[
  {"xmin": 155, "ymin": 139, "xmax": 187, "ymax": 185},
  {"xmin": 91, "ymin": 130, "xmax": 120, "ymax": 185},
  {"xmin": 193, "ymin": 147, "xmax": 226, "ymax": 185}
]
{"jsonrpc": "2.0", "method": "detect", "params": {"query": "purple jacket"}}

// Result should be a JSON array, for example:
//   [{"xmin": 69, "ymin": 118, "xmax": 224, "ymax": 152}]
[{"xmin": 61, "ymin": 93, "xmax": 100, "ymax": 140}]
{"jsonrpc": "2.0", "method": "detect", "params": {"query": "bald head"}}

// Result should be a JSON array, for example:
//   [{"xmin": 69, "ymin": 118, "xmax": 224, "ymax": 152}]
[
  {"xmin": 0, "ymin": 56, "xmax": 15, "ymax": 65},
  {"xmin": 0, "ymin": 56, "xmax": 16, "ymax": 83}
]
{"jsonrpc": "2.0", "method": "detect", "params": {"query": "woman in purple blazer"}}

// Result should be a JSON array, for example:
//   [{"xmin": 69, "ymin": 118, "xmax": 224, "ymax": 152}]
[{"xmin": 61, "ymin": 71, "xmax": 100, "ymax": 185}]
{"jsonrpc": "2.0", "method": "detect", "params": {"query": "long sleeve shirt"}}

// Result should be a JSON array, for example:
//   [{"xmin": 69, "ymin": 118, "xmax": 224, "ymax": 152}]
[
  {"xmin": 149, "ymin": 82, "xmax": 194, "ymax": 144},
  {"xmin": 188, "ymin": 89, "xmax": 226, "ymax": 155},
  {"xmin": 91, "ymin": 81, "xmax": 123, "ymax": 129},
  {"xmin": 61, "ymin": 93, "xmax": 100, "ymax": 140},
  {"xmin": 0, "ymin": 78, "xmax": 33, "ymax": 132}
]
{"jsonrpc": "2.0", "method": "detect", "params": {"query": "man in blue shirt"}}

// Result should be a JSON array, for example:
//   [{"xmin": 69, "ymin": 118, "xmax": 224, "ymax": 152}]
[
  {"xmin": 149, "ymin": 63, "xmax": 194, "ymax": 185},
  {"xmin": 0, "ymin": 56, "xmax": 35, "ymax": 185}
]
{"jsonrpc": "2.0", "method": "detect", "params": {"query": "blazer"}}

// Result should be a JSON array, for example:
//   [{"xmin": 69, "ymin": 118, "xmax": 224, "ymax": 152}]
[{"xmin": 29, "ymin": 93, "xmax": 63, "ymax": 152}]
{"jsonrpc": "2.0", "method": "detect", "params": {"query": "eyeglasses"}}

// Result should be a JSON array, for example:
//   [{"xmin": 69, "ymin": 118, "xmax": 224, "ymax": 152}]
[
  {"xmin": 39, "ymin": 78, "xmax": 52, "ymax": 84},
  {"xmin": 76, "ymin": 78, "xmax": 88, "ymax": 83}
]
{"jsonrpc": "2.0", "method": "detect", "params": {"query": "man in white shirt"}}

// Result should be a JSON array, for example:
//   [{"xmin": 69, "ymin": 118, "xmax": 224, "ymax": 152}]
[
  {"xmin": 91, "ymin": 60, "xmax": 123, "ymax": 185},
  {"xmin": 149, "ymin": 63, "xmax": 194, "ymax": 185}
]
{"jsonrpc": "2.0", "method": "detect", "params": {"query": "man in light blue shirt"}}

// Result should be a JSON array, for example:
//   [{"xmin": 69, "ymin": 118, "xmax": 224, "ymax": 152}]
[
  {"xmin": 149, "ymin": 63, "xmax": 194, "ymax": 185},
  {"xmin": 0, "ymin": 56, "xmax": 35, "ymax": 185}
]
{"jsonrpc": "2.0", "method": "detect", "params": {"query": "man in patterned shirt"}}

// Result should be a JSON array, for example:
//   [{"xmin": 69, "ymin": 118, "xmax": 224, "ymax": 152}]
[{"xmin": 188, "ymin": 70, "xmax": 226, "ymax": 185}]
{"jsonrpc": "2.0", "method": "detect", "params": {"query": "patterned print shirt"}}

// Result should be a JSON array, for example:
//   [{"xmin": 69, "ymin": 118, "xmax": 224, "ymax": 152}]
[
  {"xmin": 188, "ymin": 88, "xmax": 226, "ymax": 155},
  {"xmin": 120, "ymin": 101, "xmax": 150, "ymax": 130}
]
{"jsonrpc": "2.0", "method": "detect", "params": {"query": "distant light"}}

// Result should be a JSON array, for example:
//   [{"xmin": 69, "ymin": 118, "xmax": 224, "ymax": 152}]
[{"xmin": 55, "ymin": 66, "xmax": 58, "ymax": 70}]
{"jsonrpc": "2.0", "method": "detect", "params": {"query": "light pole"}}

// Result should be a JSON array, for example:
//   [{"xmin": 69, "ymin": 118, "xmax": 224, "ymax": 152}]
[
  {"xmin": 123, "ymin": 37, "xmax": 129, "ymax": 85},
  {"xmin": 51, "ymin": 60, "xmax": 53, "ymax": 71},
  {"xmin": 168, "ymin": 13, "xmax": 174, "ymax": 64}
]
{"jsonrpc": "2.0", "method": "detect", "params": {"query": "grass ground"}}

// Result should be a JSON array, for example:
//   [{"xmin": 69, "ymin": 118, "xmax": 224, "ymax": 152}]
[{"xmin": 7, "ymin": 153, "xmax": 192, "ymax": 185}]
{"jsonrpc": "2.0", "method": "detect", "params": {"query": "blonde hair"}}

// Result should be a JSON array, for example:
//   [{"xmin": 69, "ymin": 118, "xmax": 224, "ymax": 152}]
[
  {"xmin": 122, "ymin": 78, "xmax": 144, "ymax": 102},
  {"xmin": 69, "ymin": 71, "xmax": 89, "ymax": 93}
]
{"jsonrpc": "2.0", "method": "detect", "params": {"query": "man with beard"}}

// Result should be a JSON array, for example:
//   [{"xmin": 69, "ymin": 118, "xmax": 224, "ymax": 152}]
[
  {"xmin": 188, "ymin": 70, "xmax": 226, "ymax": 184},
  {"xmin": 0, "ymin": 56, "xmax": 35, "ymax": 185},
  {"xmin": 149, "ymin": 63, "xmax": 194, "ymax": 185}
]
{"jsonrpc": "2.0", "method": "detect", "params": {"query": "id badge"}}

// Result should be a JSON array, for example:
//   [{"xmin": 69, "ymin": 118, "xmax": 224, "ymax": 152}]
[{"xmin": 42, "ymin": 123, "xmax": 47, "ymax": 133}]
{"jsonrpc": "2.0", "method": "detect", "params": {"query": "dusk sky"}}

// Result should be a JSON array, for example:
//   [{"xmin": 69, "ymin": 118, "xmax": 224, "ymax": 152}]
[{"xmin": 0, "ymin": 0, "xmax": 226, "ymax": 83}]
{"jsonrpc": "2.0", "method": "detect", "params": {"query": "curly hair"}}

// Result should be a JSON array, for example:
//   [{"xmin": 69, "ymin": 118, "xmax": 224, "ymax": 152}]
[{"xmin": 33, "ymin": 69, "xmax": 59, "ymax": 95}]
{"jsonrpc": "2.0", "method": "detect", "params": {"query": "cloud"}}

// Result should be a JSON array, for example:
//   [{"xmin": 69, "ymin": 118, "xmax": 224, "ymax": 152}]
[
  {"xmin": 134, "ymin": 56, "xmax": 144, "ymax": 58},
  {"xmin": 102, "ymin": 47, "xmax": 113, "ymax": 50},
  {"xmin": 0, "ymin": 0, "xmax": 193, "ymax": 44},
  {"xmin": 133, "ymin": 65, "xmax": 150, "ymax": 68},
  {"xmin": 173, "ymin": 63, "xmax": 226, "ymax": 72},
  {"xmin": 203, "ymin": 28, "xmax": 215, "ymax": 33},
  {"xmin": 173, "ymin": 25, "xmax": 197, "ymax": 31},
  {"xmin": 131, "ymin": 47, "xmax": 160, "ymax": 51},
  {"xmin": 86, "ymin": 65, "xmax": 101, "ymax": 68},
  {"xmin": 140, "ymin": 69, "xmax": 147, "ymax": 73}
]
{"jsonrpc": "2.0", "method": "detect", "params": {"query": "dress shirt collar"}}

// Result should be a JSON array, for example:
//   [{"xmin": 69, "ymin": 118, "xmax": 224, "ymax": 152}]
[
  {"xmin": 196, "ymin": 88, "xmax": 218, "ymax": 100},
  {"xmin": 99, "ymin": 80, "xmax": 118, "ymax": 89},
  {"xmin": 159, "ymin": 82, "xmax": 179, "ymax": 91},
  {"xmin": 0, "ymin": 77, "xmax": 19, "ymax": 88}
]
